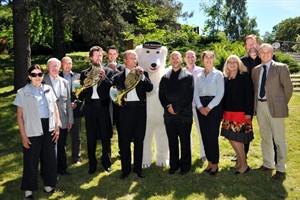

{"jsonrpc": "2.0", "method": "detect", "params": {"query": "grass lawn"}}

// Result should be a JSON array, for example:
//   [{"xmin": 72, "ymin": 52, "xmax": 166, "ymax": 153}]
[{"xmin": 0, "ymin": 53, "xmax": 300, "ymax": 200}]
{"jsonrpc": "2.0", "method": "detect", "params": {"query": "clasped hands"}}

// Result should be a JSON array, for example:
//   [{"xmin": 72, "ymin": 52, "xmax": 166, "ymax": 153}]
[{"xmin": 199, "ymin": 106, "xmax": 211, "ymax": 116}]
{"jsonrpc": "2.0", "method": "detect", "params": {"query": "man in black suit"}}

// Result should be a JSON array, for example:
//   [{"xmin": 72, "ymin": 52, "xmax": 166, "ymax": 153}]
[
  {"xmin": 78, "ymin": 46, "xmax": 114, "ymax": 174},
  {"xmin": 104, "ymin": 46, "xmax": 125, "ymax": 136},
  {"xmin": 112, "ymin": 50, "xmax": 153, "ymax": 179},
  {"xmin": 104, "ymin": 46, "xmax": 125, "ymax": 74}
]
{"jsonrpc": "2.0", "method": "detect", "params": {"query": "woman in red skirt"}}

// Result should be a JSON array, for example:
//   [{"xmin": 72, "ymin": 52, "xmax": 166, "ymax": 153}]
[{"xmin": 221, "ymin": 55, "xmax": 254, "ymax": 174}]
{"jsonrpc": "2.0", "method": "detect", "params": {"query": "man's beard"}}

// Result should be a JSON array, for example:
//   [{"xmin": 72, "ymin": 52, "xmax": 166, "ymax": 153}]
[{"xmin": 248, "ymin": 48, "xmax": 258, "ymax": 57}]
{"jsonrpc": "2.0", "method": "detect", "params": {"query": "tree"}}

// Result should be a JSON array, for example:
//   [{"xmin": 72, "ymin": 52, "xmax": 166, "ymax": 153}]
[
  {"xmin": 272, "ymin": 17, "xmax": 300, "ymax": 51},
  {"xmin": 13, "ymin": 0, "xmax": 31, "ymax": 91},
  {"xmin": 200, "ymin": 0, "xmax": 258, "ymax": 41},
  {"xmin": 200, "ymin": 0, "xmax": 224, "ymax": 39}
]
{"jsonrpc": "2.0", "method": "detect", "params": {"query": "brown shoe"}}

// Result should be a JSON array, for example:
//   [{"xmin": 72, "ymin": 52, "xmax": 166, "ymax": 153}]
[
  {"xmin": 272, "ymin": 171, "xmax": 286, "ymax": 180},
  {"xmin": 258, "ymin": 165, "xmax": 273, "ymax": 171}
]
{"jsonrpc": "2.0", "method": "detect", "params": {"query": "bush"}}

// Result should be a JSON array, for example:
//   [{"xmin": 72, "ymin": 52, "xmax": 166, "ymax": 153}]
[{"xmin": 275, "ymin": 52, "xmax": 300, "ymax": 73}]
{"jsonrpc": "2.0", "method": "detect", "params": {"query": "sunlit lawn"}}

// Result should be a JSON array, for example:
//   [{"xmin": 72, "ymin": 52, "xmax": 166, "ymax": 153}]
[{"xmin": 0, "ymin": 53, "xmax": 300, "ymax": 199}]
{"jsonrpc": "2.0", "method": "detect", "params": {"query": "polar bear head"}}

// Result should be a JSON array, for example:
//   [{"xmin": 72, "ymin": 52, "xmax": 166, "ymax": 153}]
[{"xmin": 135, "ymin": 41, "xmax": 167, "ymax": 74}]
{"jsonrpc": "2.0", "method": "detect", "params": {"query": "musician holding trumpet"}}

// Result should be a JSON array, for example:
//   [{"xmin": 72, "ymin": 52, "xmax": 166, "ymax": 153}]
[
  {"xmin": 112, "ymin": 50, "xmax": 153, "ymax": 179},
  {"xmin": 78, "ymin": 46, "xmax": 114, "ymax": 175}
]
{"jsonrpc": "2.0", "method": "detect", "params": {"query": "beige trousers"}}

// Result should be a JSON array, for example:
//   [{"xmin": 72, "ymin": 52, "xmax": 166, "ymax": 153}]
[{"xmin": 256, "ymin": 101, "xmax": 287, "ymax": 172}]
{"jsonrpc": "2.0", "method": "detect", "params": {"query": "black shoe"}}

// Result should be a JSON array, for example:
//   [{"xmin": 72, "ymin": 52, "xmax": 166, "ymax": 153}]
[
  {"xmin": 258, "ymin": 165, "xmax": 273, "ymax": 171},
  {"xmin": 88, "ymin": 168, "xmax": 96, "ymax": 174},
  {"xmin": 120, "ymin": 173, "xmax": 129, "ymax": 179},
  {"xmin": 180, "ymin": 169, "xmax": 190, "ymax": 175},
  {"xmin": 209, "ymin": 167, "xmax": 219, "ymax": 176},
  {"xmin": 135, "ymin": 172, "xmax": 145, "ymax": 178},
  {"xmin": 24, "ymin": 195, "xmax": 34, "ymax": 200},
  {"xmin": 43, "ymin": 188, "xmax": 55, "ymax": 194},
  {"xmin": 234, "ymin": 166, "xmax": 250, "ymax": 175},
  {"xmin": 58, "ymin": 171, "xmax": 72, "ymax": 176},
  {"xmin": 271, "ymin": 171, "xmax": 286, "ymax": 180},
  {"xmin": 168, "ymin": 168, "xmax": 178, "ymax": 175},
  {"xmin": 104, "ymin": 167, "xmax": 112, "ymax": 173},
  {"xmin": 204, "ymin": 168, "xmax": 212, "ymax": 173}
]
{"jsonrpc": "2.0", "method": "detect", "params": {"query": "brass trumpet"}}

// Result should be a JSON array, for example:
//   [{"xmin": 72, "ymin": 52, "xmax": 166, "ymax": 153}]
[
  {"xmin": 73, "ymin": 64, "xmax": 103, "ymax": 98},
  {"xmin": 110, "ymin": 68, "xmax": 142, "ymax": 107}
]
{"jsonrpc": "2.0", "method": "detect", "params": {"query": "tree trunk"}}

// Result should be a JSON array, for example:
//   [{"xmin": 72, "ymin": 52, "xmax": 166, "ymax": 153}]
[
  {"xmin": 53, "ymin": 0, "xmax": 66, "ymax": 60},
  {"xmin": 13, "ymin": 0, "xmax": 31, "ymax": 91}
]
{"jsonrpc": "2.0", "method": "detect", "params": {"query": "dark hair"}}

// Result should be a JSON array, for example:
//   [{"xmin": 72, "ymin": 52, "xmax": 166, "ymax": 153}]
[
  {"xmin": 26, "ymin": 64, "xmax": 44, "ymax": 83},
  {"xmin": 89, "ymin": 46, "xmax": 103, "ymax": 57},
  {"xmin": 107, "ymin": 46, "xmax": 119, "ymax": 53}
]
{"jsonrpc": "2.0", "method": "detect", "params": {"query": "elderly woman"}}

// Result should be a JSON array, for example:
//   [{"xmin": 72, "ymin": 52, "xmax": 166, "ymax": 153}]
[
  {"xmin": 14, "ymin": 65, "xmax": 60, "ymax": 199},
  {"xmin": 194, "ymin": 51, "xmax": 224, "ymax": 175},
  {"xmin": 221, "ymin": 55, "xmax": 254, "ymax": 174}
]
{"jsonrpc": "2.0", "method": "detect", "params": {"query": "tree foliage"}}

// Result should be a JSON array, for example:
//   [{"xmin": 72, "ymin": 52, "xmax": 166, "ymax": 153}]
[
  {"xmin": 200, "ymin": 0, "xmax": 258, "ymax": 41},
  {"xmin": 272, "ymin": 17, "xmax": 300, "ymax": 51}
]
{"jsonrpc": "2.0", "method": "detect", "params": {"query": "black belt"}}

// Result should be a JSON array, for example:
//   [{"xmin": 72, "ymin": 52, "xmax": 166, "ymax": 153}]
[
  {"xmin": 126, "ymin": 101, "xmax": 146, "ymax": 107},
  {"xmin": 41, "ymin": 118, "xmax": 49, "ymax": 122},
  {"xmin": 200, "ymin": 96, "xmax": 215, "ymax": 100},
  {"xmin": 258, "ymin": 99, "xmax": 267, "ymax": 102}
]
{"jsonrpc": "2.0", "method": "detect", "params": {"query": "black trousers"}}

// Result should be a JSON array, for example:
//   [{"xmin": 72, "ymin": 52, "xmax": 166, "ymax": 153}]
[
  {"xmin": 57, "ymin": 128, "xmax": 68, "ymax": 173},
  {"xmin": 118, "ymin": 102, "xmax": 146, "ymax": 174},
  {"xmin": 165, "ymin": 121, "xmax": 192, "ymax": 171},
  {"xmin": 70, "ymin": 117, "xmax": 82, "ymax": 162},
  {"xmin": 21, "ymin": 118, "xmax": 57, "ymax": 191},
  {"xmin": 197, "ymin": 98, "xmax": 222, "ymax": 164},
  {"xmin": 85, "ymin": 100, "xmax": 112, "ymax": 171}
]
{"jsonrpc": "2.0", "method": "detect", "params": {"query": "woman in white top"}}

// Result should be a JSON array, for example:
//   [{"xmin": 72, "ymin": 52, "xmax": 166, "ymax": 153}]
[
  {"xmin": 14, "ymin": 65, "xmax": 60, "ymax": 199},
  {"xmin": 193, "ymin": 51, "xmax": 224, "ymax": 175}
]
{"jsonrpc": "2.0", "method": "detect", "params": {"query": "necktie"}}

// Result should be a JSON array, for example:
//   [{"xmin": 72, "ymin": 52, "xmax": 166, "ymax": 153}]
[{"xmin": 259, "ymin": 65, "xmax": 267, "ymax": 98}]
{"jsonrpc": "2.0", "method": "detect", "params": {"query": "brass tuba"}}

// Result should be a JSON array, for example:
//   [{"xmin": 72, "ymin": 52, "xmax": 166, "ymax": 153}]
[
  {"xmin": 73, "ymin": 64, "xmax": 103, "ymax": 98},
  {"xmin": 110, "ymin": 68, "xmax": 142, "ymax": 107}
]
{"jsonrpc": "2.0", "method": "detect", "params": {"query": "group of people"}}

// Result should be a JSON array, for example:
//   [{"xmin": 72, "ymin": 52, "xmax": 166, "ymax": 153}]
[{"xmin": 14, "ymin": 34, "xmax": 293, "ymax": 200}]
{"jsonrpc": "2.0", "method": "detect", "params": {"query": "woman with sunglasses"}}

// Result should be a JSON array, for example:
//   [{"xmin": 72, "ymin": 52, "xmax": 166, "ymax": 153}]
[{"xmin": 14, "ymin": 64, "xmax": 60, "ymax": 200}]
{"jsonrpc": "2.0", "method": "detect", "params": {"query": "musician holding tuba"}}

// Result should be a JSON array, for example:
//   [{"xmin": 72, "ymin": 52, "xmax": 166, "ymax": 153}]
[
  {"xmin": 78, "ymin": 46, "xmax": 114, "ymax": 174},
  {"xmin": 112, "ymin": 50, "xmax": 153, "ymax": 179}
]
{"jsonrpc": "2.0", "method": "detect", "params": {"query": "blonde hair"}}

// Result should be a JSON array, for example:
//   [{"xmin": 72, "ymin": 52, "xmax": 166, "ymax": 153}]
[{"xmin": 223, "ymin": 55, "xmax": 248, "ymax": 77}]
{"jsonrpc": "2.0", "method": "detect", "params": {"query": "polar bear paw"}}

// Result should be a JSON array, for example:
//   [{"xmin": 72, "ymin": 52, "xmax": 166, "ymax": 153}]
[
  {"xmin": 156, "ymin": 161, "xmax": 169, "ymax": 167},
  {"xmin": 142, "ymin": 163, "xmax": 151, "ymax": 169}
]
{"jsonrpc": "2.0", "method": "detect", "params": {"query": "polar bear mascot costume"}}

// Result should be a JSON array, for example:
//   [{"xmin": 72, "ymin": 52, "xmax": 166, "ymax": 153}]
[{"xmin": 135, "ymin": 41, "xmax": 169, "ymax": 168}]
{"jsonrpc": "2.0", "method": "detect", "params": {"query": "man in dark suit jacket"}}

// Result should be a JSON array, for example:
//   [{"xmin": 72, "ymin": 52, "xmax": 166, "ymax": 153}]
[
  {"xmin": 104, "ymin": 46, "xmax": 125, "ymax": 135},
  {"xmin": 252, "ymin": 43, "xmax": 293, "ymax": 180},
  {"xmin": 112, "ymin": 50, "xmax": 153, "ymax": 179},
  {"xmin": 44, "ymin": 57, "xmax": 74, "ymax": 176},
  {"xmin": 59, "ymin": 56, "xmax": 83, "ymax": 165},
  {"xmin": 78, "ymin": 46, "xmax": 114, "ymax": 174}
]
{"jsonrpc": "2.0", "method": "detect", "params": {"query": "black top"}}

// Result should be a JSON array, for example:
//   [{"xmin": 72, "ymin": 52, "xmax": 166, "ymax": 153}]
[
  {"xmin": 222, "ymin": 72, "xmax": 254, "ymax": 116},
  {"xmin": 159, "ymin": 68, "xmax": 194, "ymax": 123}
]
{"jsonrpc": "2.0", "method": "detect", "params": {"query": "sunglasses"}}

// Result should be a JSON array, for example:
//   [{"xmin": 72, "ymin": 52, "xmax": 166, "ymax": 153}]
[{"xmin": 30, "ymin": 72, "xmax": 43, "ymax": 77}]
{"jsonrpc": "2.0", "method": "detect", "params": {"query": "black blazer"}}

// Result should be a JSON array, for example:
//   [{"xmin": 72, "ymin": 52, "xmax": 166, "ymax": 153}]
[
  {"xmin": 112, "ymin": 69, "xmax": 153, "ymax": 103},
  {"xmin": 79, "ymin": 65, "xmax": 114, "ymax": 106},
  {"xmin": 59, "ymin": 71, "xmax": 84, "ymax": 118}
]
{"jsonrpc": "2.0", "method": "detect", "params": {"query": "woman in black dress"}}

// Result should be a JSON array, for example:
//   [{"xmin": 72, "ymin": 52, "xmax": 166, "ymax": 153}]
[{"xmin": 221, "ymin": 55, "xmax": 254, "ymax": 174}]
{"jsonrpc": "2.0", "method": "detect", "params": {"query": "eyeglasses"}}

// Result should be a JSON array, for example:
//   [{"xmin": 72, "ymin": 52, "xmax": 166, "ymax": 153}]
[{"xmin": 30, "ymin": 72, "xmax": 43, "ymax": 77}]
